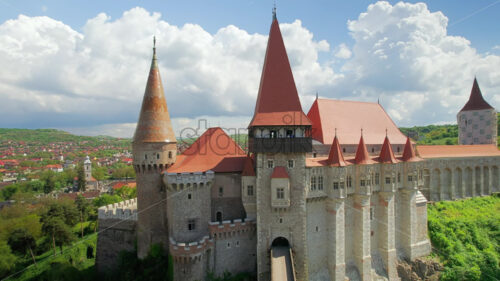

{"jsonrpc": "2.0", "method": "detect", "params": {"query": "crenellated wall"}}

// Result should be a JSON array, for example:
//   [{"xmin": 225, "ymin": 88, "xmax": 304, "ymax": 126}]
[{"xmin": 96, "ymin": 199, "xmax": 138, "ymax": 271}]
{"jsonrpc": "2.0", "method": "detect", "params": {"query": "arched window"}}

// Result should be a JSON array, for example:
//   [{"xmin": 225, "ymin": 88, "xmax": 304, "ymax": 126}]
[{"xmin": 168, "ymin": 151, "xmax": 172, "ymax": 159}]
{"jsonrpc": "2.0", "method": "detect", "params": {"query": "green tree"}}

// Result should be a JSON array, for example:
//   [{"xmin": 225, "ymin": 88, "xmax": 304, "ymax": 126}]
[
  {"xmin": 1, "ymin": 184, "xmax": 19, "ymax": 200},
  {"xmin": 77, "ymin": 164, "xmax": 86, "ymax": 192},
  {"xmin": 8, "ymin": 228, "xmax": 37, "ymax": 266},
  {"xmin": 40, "ymin": 170, "xmax": 57, "ymax": 194},
  {"xmin": 93, "ymin": 194, "xmax": 123, "ymax": 208},
  {"xmin": 41, "ymin": 217, "xmax": 75, "ymax": 256},
  {"xmin": 75, "ymin": 195, "xmax": 92, "ymax": 238},
  {"xmin": 0, "ymin": 240, "xmax": 17, "ymax": 278}
]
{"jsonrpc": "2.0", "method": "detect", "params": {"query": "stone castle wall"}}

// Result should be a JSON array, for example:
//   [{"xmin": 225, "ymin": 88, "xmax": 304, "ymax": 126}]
[
  {"xmin": 96, "ymin": 199, "xmax": 138, "ymax": 271},
  {"xmin": 458, "ymin": 109, "xmax": 497, "ymax": 145}
]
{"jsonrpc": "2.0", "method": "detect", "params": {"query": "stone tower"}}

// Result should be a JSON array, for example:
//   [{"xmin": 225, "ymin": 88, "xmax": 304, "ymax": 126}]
[
  {"xmin": 458, "ymin": 78, "xmax": 497, "ymax": 145},
  {"xmin": 248, "ymin": 11, "xmax": 312, "ymax": 280},
  {"xmin": 84, "ymin": 155, "xmax": 92, "ymax": 182},
  {"xmin": 132, "ymin": 40, "xmax": 177, "ymax": 258}
]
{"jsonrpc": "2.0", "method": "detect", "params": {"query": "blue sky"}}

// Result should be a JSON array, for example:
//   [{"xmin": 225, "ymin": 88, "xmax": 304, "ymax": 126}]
[{"xmin": 0, "ymin": 1, "xmax": 499, "ymax": 137}]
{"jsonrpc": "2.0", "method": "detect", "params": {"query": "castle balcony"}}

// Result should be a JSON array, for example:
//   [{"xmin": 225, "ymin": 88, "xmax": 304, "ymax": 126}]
[
  {"xmin": 248, "ymin": 137, "xmax": 312, "ymax": 153},
  {"xmin": 169, "ymin": 236, "xmax": 214, "ymax": 262},
  {"xmin": 271, "ymin": 198, "xmax": 291, "ymax": 208},
  {"xmin": 208, "ymin": 218, "xmax": 256, "ymax": 240},
  {"xmin": 164, "ymin": 170, "xmax": 214, "ymax": 191},
  {"xmin": 98, "ymin": 198, "xmax": 137, "ymax": 221},
  {"xmin": 307, "ymin": 189, "xmax": 328, "ymax": 200}
]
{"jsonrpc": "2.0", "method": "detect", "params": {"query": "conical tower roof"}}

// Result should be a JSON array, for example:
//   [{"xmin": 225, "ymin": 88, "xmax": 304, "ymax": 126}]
[
  {"xmin": 402, "ymin": 136, "xmax": 421, "ymax": 162},
  {"xmin": 460, "ymin": 78, "xmax": 494, "ymax": 112},
  {"xmin": 133, "ymin": 44, "xmax": 176, "ymax": 144},
  {"xmin": 249, "ymin": 15, "xmax": 311, "ymax": 127},
  {"xmin": 327, "ymin": 134, "xmax": 346, "ymax": 167},
  {"xmin": 379, "ymin": 136, "xmax": 397, "ymax": 164},
  {"xmin": 354, "ymin": 134, "xmax": 374, "ymax": 165}
]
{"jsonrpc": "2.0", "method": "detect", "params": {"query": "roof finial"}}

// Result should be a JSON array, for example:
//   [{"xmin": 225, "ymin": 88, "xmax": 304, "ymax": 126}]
[
  {"xmin": 335, "ymin": 128, "xmax": 337, "ymax": 137},
  {"xmin": 316, "ymin": 91, "xmax": 318, "ymax": 100},
  {"xmin": 385, "ymin": 128, "xmax": 388, "ymax": 137},
  {"xmin": 153, "ymin": 35, "xmax": 156, "ymax": 55},
  {"xmin": 361, "ymin": 128, "xmax": 363, "ymax": 137},
  {"xmin": 272, "ymin": 0, "xmax": 277, "ymax": 20},
  {"xmin": 377, "ymin": 97, "xmax": 380, "ymax": 104}
]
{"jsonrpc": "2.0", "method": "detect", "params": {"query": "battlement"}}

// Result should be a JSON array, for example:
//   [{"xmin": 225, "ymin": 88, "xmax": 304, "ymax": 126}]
[
  {"xmin": 169, "ymin": 236, "xmax": 214, "ymax": 262},
  {"xmin": 98, "ymin": 198, "xmax": 138, "ymax": 221},
  {"xmin": 164, "ymin": 171, "xmax": 214, "ymax": 191},
  {"xmin": 209, "ymin": 218, "xmax": 256, "ymax": 240}
]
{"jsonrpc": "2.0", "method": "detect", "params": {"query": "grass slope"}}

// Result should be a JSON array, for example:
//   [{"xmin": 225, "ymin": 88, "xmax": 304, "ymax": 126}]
[{"xmin": 428, "ymin": 195, "xmax": 500, "ymax": 280}]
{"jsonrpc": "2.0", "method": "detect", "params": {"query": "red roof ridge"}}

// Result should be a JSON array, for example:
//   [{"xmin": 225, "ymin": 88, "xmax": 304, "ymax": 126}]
[
  {"xmin": 242, "ymin": 155, "xmax": 256, "ymax": 176},
  {"xmin": 378, "ymin": 136, "xmax": 398, "ymax": 164},
  {"xmin": 460, "ymin": 78, "xmax": 494, "ymax": 112},
  {"xmin": 402, "ymin": 136, "xmax": 421, "ymax": 162},
  {"xmin": 249, "ymin": 18, "xmax": 311, "ymax": 127},
  {"xmin": 354, "ymin": 134, "xmax": 375, "ymax": 165},
  {"xmin": 327, "ymin": 135, "xmax": 346, "ymax": 167},
  {"xmin": 271, "ymin": 166, "xmax": 289, "ymax": 178}
]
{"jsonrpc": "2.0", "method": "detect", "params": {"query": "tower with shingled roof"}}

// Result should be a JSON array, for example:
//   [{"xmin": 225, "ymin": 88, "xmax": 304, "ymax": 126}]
[
  {"xmin": 247, "ymin": 9, "xmax": 312, "ymax": 280},
  {"xmin": 457, "ymin": 78, "xmax": 497, "ymax": 145},
  {"xmin": 132, "ymin": 38, "xmax": 177, "ymax": 258}
]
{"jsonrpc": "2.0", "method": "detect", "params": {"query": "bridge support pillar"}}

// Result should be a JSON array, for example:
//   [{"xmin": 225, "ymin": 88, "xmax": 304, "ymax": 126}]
[
  {"xmin": 353, "ymin": 194, "xmax": 371, "ymax": 281},
  {"xmin": 378, "ymin": 192, "xmax": 398, "ymax": 280},
  {"xmin": 327, "ymin": 198, "xmax": 345, "ymax": 281}
]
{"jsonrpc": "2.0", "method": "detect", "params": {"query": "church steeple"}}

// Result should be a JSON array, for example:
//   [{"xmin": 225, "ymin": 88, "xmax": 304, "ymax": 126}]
[{"xmin": 133, "ymin": 38, "xmax": 176, "ymax": 144}]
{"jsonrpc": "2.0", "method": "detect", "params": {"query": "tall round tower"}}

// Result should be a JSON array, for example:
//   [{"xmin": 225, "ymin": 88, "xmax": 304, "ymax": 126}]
[{"xmin": 133, "ymin": 39, "xmax": 177, "ymax": 258}]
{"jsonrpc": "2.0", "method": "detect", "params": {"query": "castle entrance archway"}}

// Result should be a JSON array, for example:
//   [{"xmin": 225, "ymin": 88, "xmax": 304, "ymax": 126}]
[{"xmin": 271, "ymin": 237, "xmax": 290, "ymax": 248}]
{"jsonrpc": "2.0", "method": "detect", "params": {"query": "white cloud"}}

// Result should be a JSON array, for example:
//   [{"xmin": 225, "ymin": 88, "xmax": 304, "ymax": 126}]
[
  {"xmin": 0, "ymin": 2, "xmax": 499, "ymax": 137},
  {"xmin": 334, "ymin": 1, "xmax": 500, "ymax": 126},
  {"xmin": 334, "ymin": 43, "xmax": 352, "ymax": 59},
  {"xmin": 0, "ymin": 8, "xmax": 335, "ymax": 136}
]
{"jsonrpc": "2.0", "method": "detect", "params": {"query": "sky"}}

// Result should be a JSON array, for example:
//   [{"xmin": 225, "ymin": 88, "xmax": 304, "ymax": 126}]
[{"xmin": 0, "ymin": 0, "xmax": 499, "ymax": 138}]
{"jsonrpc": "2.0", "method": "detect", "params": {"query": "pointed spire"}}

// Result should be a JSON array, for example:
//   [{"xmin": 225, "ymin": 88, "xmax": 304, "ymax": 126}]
[
  {"xmin": 327, "ymin": 134, "xmax": 346, "ymax": 167},
  {"xmin": 316, "ymin": 91, "xmax": 318, "ymax": 100},
  {"xmin": 379, "ymin": 136, "xmax": 397, "ymax": 164},
  {"xmin": 249, "ymin": 8, "xmax": 311, "ymax": 127},
  {"xmin": 460, "ymin": 77, "xmax": 494, "ymax": 111},
  {"xmin": 272, "ymin": 1, "xmax": 277, "ymax": 20},
  {"xmin": 402, "ymin": 136, "xmax": 421, "ymax": 162},
  {"xmin": 354, "ymin": 134, "xmax": 374, "ymax": 165},
  {"xmin": 133, "ymin": 43, "xmax": 176, "ymax": 144}
]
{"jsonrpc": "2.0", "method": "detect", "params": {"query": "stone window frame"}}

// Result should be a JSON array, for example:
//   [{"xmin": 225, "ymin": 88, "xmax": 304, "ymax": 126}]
[
  {"xmin": 310, "ymin": 176, "xmax": 317, "ymax": 191},
  {"xmin": 317, "ymin": 176, "xmax": 324, "ymax": 190},
  {"xmin": 188, "ymin": 219, "xmax": 196, "ymax": 231},
  {"xmin": 346, "ymin": 175, "xmax": 352, "ymax": 188},
  {"xmin": 218, "ymin": 186, "xmax": 224, "ymax": 197},
  {"xmin": 397, "ymin": 172, "xmax": 401, "ymax": 183},
  {"xmin": 333, "ymin": 182, "xmax": 339, "ymax": 190},
  {"xmin": 276, "ymin": 187, "xmax": 285, "ymax": 199},
  {"xmin": 267, "ymin": 159, "xmax": 274, "ymax": 169},
  {"xmin": 360, "ymin": 179, "xmax": 366, "ymax": 186},
  {"xmin": 288, "ymin": 159, "xmax": 294, "ymax": 169},
  {"xmin": 187, "ymin": 193, "xmax": 192, "ymax": 200},
  {"xmin": 408, "ymin": 175, "xmax": 413, "ymax": 182},
  {"xmin": 247, "ymin": 185, "xmax": 254, "ymax": 196},
  {"xmin": 385, "ymin": 177, "xmax": 391, "ymax": 184},
  {"xmin": 375, "ymin": 173, "xmax": 380, "ymax": 185}
]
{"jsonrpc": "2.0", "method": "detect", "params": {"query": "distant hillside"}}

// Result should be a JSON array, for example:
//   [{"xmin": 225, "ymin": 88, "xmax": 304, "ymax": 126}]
[{"xmin": 0, "ymin": 128, "xmax": 128, "ymax": 145}]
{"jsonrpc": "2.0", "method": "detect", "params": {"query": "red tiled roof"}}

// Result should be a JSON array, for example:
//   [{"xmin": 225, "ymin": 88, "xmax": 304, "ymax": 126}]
[
  {"xmin": 166, "ymin": 127, "xmax": 246, "ymax": 173},
  {"xmin": 417, "ymin": 145, "xmax": 500, "ymax": 158},
  {"xmin": 354, "ymin": 135, "xmax": 375, "ymax": 165},
  {"xmin": 241, "ymin": 156, "xmax": 256, "ymax": 176},
  {"xmin": 460, "ymin": 78, "xmax": 494, "ymax": 112},
  {"xmin": 133, "ymin": 48, "xmax": 176, "ymax": 143},
  {"xmin": 307, "ymin": 99, "xmax": 407, "ymax": 145},
  {"xmin": 327, "ymin": 135, "xmax": 346, "ymax": 167},
  {"xmin": 402, "ymin": 136, "xmax": 421, "ymax": 162},
  {"xmin": 249, "ymin": 18, "xmax": 311, "ymax": 127},
  {"xmin": 112, "ymin": 181, "xmax": 137, "ymax": 190},
  {"xmin": 271, "ymin": 166, "xmax": 289, "ymax": 178},
  {"xmin": 378, "ymin": 136, "xmax": 397, "ymax": 164}
]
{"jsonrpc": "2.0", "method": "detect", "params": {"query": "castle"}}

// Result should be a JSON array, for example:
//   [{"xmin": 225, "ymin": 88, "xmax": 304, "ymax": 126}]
[{"xmin": 96, "ymin": 12, "xmax": 500, "ymax": 281}]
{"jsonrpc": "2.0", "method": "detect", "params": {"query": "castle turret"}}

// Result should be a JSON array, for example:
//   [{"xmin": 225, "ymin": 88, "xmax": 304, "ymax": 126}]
[
  {"xmin": 251, "ymin": 10, "xmax": 312, "ymax": 280},
  {"xmin": 327, "ymin": 134, "xmax": 346, "ymax": 167},
  {"xmin": 133, "ymin": 39, "xmax": 177, "ymax": 258},
  {"xmin": 457, "ymin": 78, "xmax": 497, "ymax": 145}
]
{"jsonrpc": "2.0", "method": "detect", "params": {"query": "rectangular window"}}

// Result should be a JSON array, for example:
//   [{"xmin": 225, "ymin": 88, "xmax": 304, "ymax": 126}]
[
  {"xmin": 385, "ymin": 177, "xmax": 391, "ymax": 184},
  {"xmin": 310, "ymin": 176, "xmax": 316, "ymax": 190},
  {"xmin": 397, "ymin": 173, "xmax": 401, "ymax": 183},
  {"xmin": 408, "ymin": 175, "xmax": 413, "ymax": 182},
  {"xmin": 333, "ymin": 182, "xmax": 339, "ymax": 190},
  {"xmin": 318, "ymin": 176, "xmax": 324, "ymax": 190},
  {"xmin": 375, "ymin": 173, "xmax": 380, "ymax": 185},
  {"xmin": 276, "ymin": 188, "xmax": 284, "ymax": 199},
  {"xmin": 347, "ymin": 176, "xmax": 352, "ymax": 188},
  {"xmin": 479, "ymin": 129, "xmax": 484, "ymax": 135},
  {"xmin": 247, "ymin": 185, "xmax": 254, "ymax": 196},
  {"xmin": 339, "ymin": 182, "xmax": 345, "ymax": 189},
  {"xmin": 219, "ymin": 187, "xmax": 224, "ymax": 197},
  {"xmin": 267, "ymin": 160, "xmax": 274, "ymax": 168},
  {"xmin": 360, "ymin": 179, "xmax": 366, "ymax": 186},
  {"xmin": 188, "ymin": 193, "xmax": 192, "ymax": 200},
  {"xmin": 479, "ymin": 115, "xmax": 484, "ymax": 120},
  {"xmin": 288, "ymin": 160, "xmax": 294, "ymax": 168},
  {"xmin": 188, "ymin": 219, "xmax": 196, "ymax": 231}
]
